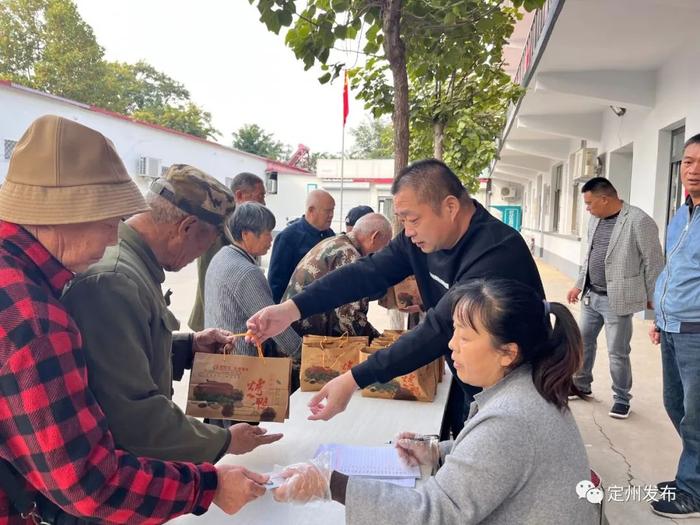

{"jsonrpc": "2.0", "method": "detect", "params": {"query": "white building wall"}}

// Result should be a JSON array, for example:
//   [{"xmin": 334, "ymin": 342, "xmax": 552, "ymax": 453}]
[
  {"xmin": 267, "ymin": 173, "xmax": 320, "ymax": 228},
  {"xmin": 0, "ymin": 85, "xmax": 313, "ymax": 232},
  {"xmin": 517, "ymin": 37, "xmax": 700, "ymax": 279},
  {"xmin": 316, "ymin": 158, "xmax": 394, "ymax": 231}
]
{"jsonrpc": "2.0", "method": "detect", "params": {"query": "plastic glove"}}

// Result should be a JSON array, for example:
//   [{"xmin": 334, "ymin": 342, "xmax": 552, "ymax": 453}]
[
  {"xmin": 272, "ymin": 452, "xmax": 332, "ymax": 504},
  {"xmin": 394, "ymin": 432, "xmax": 440, "ymax": 471}
]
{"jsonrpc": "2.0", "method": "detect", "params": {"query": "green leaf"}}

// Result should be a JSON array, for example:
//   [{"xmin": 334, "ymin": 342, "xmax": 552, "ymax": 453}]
[
  {"xmin": 278, "ymin": 9, "xmax": 293, "ymax": 26},
  {"xmin": 331, "ymin": 0, "xmax": 349, "ymax": 12},
  {"xmin": 318, "ymin": 72, "xmax": 331, "ymax": 84}
]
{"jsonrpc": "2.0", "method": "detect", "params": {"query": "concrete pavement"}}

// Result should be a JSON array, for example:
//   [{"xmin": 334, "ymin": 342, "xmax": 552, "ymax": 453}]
[{"xmin": 537, "ymin": 260, "xmax": 696, "ymax": 525}]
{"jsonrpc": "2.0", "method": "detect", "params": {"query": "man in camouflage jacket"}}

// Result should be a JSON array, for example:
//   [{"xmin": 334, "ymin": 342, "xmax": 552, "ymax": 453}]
[{"xmin": 283, "ymin": 213, "xmax": 392, "ymax": 338}]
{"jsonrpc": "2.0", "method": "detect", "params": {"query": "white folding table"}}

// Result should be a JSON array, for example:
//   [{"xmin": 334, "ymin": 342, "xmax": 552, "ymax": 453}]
[{"xmin": 171, "ymin": 371, "xmax": 451, "ymax": 525}]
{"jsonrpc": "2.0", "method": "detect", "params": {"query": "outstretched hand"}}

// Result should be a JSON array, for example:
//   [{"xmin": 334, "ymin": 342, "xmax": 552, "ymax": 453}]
[
  {"xmin": 246, "ymin": 300, "xmax": 301, "ymax": 343},
  {"xmin": 307, "ymin": 372, "xmax": 358, "ymax": 421}
]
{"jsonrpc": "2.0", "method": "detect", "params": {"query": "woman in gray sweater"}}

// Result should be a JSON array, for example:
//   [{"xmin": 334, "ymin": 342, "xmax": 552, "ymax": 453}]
[
  {"xmin": 272, "ymin": 279, "xmax": 600, "ymax": 524},
  {"xmin": 205, "ymin": 202, "xmax": 301, "ymax": 366}
]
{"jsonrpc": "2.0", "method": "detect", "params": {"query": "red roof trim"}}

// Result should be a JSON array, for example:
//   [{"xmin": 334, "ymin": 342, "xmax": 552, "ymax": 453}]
[{"xmin": 0, "ymin": 79, "xmax": 311, "ymax": 176}]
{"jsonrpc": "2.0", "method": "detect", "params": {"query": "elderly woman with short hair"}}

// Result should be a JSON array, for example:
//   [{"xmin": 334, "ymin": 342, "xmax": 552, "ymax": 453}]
[{"xmin": 205, "ymin": 202, "xmax": 301, "ymax": 371}]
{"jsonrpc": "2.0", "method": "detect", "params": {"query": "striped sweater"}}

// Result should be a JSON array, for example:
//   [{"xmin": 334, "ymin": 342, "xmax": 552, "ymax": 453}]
[{"xmin": 204, "ymin": 244, "xmax": 301, "ymax": 362}]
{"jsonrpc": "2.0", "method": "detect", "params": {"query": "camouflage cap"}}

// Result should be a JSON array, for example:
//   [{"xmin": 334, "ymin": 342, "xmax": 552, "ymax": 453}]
[{"xmin": 149, "ymin": 164, "xmax": 235, "ymax": 227}]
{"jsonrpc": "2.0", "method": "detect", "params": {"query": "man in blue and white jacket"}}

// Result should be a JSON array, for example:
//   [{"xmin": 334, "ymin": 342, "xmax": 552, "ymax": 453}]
[{"xmin": 650, "ymin": 133, "xmax": 700, "ymax": 519}]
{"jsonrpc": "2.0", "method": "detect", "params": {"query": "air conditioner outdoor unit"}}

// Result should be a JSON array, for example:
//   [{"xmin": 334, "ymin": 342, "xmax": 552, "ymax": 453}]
[
  {"xmin": 137, "ymin": 156, "xmax": 162, "ymax": 178},
  {"xmin": 500, "ymin": 185, "xmax": 518, "ymax": 200},
  {"xmin": 572, "ymin": 147, "xmax": 597, "ymax": 183}
]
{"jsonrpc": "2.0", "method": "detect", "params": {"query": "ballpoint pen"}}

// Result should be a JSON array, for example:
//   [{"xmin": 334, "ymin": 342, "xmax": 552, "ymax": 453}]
[{"xmin": 385, "ymin": 434, "xmax": 439, "ymax": 445}]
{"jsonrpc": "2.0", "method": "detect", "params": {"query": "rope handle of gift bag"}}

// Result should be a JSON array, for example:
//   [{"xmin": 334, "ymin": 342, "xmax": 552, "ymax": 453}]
[
  {"xmin": 224, "ymin": 330, "xmax": 265, "ymax": 360},
  {"xmin": 320, "ymin": 332, "xmax": 355, "ymax": 369},
  {"xmin": 318, "ymin": 331, "xmax": 349, "ymax": 351}
]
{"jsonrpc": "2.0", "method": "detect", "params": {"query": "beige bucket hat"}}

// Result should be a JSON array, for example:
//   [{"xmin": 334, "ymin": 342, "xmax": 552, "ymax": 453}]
[{"xmin": 0, "ymin": 115, "xmax": 149, "ymax": 225}]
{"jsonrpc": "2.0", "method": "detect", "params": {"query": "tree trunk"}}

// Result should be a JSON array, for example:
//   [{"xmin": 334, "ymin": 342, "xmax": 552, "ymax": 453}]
[
  {"xmin": 433, "ymin": 120, "xmax": 445, "ymax": 160},
  {"xmin": 381, "ymin": 0, "xmax": 410, "ymax": 329},
  {"xmin": 382, "ymin": 0, "xmax": 409, "ymax": 179}
]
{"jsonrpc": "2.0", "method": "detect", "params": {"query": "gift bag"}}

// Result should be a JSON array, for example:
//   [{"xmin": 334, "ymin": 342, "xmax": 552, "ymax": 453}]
[
  {"xmin": 359, "ymin": 349, "xmax": 437, "ymax": 402},
  {"xmin": 186, "ymin": 352, "xmax": 291, "ymax": 423},
  {"xmin": 359, "ymin": 330, "xmax": 437, "ymax": 402},
  {"xmin": 378, "ymin": 276, "xmax": 423, "ymax": 310},
  {"xmin": 300, "ymin": 334, "xmax": 368, "ymax": 391}
]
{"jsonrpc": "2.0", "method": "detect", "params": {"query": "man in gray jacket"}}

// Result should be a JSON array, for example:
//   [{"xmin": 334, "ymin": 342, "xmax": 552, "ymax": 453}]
[{"xmin": 567, "ymin": 177, "xmax": 663, "ymax": 419}]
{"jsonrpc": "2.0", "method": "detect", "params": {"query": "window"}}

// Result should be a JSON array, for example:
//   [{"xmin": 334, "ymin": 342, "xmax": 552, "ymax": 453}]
[
  {"xmin": 306, "ymin": 183, "xmax": 318, "ymax": 193},
  {"xmin": 265, "ymin": 171, "xmax": 278, "ymax": 194},
  {"xmin": 534, "ymin": 175, "xmax": 543, "ymax": 230},
  {"xmin": 4, "ymin": 140, "xmax": 17, "ymax": 160},
  {"xmin": 378, "ymin": 196, "xmax": 394, "ymax": 219},
  {"xmin": 571, "ymin": 183, "xmax": 580, "ymax": 236},
  {"xmin": 552, "ymin": 165, "xmax": 563, "ymax": 232},
  {"xmin": 542, "ymin": 184, "xmax": 550, "ymax": 228}
]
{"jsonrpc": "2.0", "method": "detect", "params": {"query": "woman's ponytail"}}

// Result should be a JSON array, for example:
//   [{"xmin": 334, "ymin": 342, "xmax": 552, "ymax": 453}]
[
  {"xmin": 452, "ymin": 280, "xmax": 585, "ymax": 410},
  {"xmin": 532, "ymin": 302, "xmax": 584, "ymax": 409}
]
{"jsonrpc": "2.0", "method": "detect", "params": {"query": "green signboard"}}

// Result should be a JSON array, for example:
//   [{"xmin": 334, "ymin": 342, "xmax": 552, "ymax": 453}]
[{"xmin": 490, "ymin": 205, "xmax": 522, "ymax": 231}]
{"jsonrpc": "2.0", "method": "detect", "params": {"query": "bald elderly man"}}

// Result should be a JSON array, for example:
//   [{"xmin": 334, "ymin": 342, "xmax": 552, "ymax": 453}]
[
  {"xmin": 283, "ymin": 213, "xmax": 392, "ymax": 338},
  {"xmin": 268, "ymin": 189, "xmax": 335, "ymax": 303}
]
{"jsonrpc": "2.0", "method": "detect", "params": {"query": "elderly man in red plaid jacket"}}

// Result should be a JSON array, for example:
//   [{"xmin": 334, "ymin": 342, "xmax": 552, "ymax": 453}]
[{"xmin": 0, "ymin": 115, "xmax": 268, "ymax": 524}]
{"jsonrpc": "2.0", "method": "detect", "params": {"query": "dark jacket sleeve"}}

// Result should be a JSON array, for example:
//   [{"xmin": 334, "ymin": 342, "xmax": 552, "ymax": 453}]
[
  {"xmin": 291, "ymin": 234, "xmax": 414, "ymax": 317},
  {"xmin": 352, "ymin": 230, "xmax": 544, "ymax": 388},
  {"xmin": 268, "ymin": 229, "xmax": 297, "ymax": 304},
  {"xmin": 172, "ymin": 332, "xmax": 194, "ymax": 381}
]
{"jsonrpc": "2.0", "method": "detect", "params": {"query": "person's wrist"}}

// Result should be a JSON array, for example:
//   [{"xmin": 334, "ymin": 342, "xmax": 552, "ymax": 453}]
[
  {"xmin": 344, "ymin": 370, "xmax": 359, "ymax": 391},
  {"xmin": 284, "ymin": 299, "xmax": 302, "ymax": 322}
]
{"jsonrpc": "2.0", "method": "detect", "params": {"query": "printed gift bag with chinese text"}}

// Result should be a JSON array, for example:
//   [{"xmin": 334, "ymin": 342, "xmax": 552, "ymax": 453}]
[
  {"xmin": 186, "ymin": 353, "xmax": 291, "ymax": 423},
  {"xmin": 300, "ymin": 334, "xmax": 368, "ymax": 391}
]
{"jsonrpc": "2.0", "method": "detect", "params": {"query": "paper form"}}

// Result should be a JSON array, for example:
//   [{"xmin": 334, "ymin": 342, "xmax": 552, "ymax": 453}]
[{"xmin": 314, "ymin": 444, "xmax": 421, "ymax": 479}]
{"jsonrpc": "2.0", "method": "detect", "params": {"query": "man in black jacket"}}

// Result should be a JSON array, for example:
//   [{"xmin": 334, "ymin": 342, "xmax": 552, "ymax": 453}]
[
  {"xmin": 247, "ymin": 159, "xmax": 544, "ymax": 425},
  {"xmin": 267, "ymin": 189, "xmax": 335, "ymax": 303}
]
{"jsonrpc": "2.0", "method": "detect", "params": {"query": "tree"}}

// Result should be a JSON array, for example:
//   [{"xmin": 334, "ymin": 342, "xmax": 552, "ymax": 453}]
[
  {"xmin": 408, "ymin": 44, "xmax": 523, "ymax": 189},
  {"xmin": 299, "ymin": 150, "xmax": 336, "ymax": 172},
  {"xmin": 102, "ymin": 61, "xmax": 191, "ymax": 114},
  {"xmin": 0, "ymin": 0, "xmax": 107, "ymax": 103},
  {"xmin": 249, "ymin": 0, "xmax": 545, "ymax": 180},
  {"xmin": 0, "ymin": 0, "xmax": 219, "ymax": 139},
  {"xmin": 232, "ymin": 123, "xmax": 291, "ymax": 160},
  {"xmin": 350, "ymin": 118, "xmax": 393, "ymax": 159},
  {"xmin": 133, "ymin": 103, "xmax": 219, "ymax": 140}
]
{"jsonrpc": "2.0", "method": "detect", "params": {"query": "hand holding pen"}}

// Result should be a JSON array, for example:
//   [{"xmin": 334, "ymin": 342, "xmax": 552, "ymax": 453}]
[{"xmin": 392, "ymin": 432, "xmax": 440, "ymax": 471}]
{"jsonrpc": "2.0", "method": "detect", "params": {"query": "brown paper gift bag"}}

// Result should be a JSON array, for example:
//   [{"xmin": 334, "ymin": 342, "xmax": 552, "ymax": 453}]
[
  {"xmin": 358, "ymin": 329, "xmax": 440, "ymax": 401},
  {"xmin": 359, "ymin": 348, "xmax": 437, "ymax": 402},
  {"xmin": 300, "ymin": 334, "xmax": 368, "ymax": 391},
  {"xmin": 186, "ymin": 352, "xmax": 292, "ymax": 423},
  {"xmin": 378, "ymin": 276, "xmax": 423, "ymax": 310}
]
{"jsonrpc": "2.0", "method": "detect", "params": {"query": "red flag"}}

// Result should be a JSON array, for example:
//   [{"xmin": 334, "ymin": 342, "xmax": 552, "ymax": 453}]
[{"xmin": 343, "ymin": 70, "xmax": 349, "ymax": 127}]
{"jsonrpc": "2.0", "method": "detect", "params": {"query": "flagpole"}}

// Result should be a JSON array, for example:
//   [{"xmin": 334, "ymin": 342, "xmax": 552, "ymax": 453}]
[
  {"xmin": 340, "ymin": 122, "xmax": 345, "ymax": 232},
  {"xmin": 340, "ymin": 70, "xmax": 348, "ymax": 232}
]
